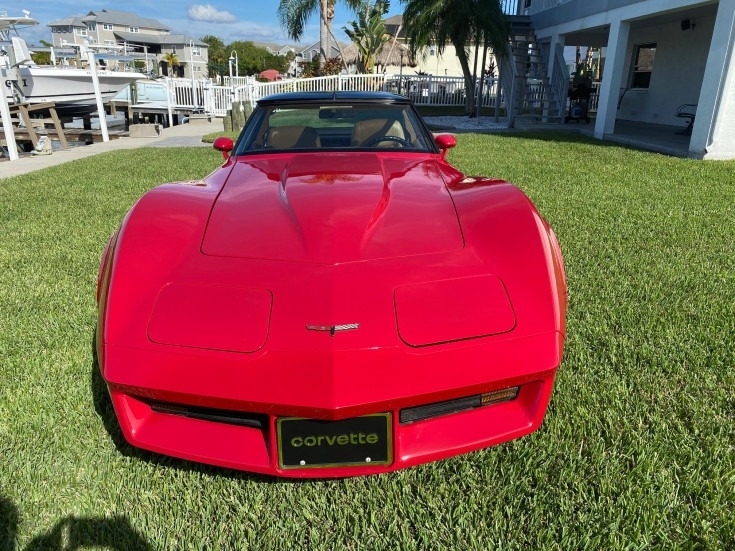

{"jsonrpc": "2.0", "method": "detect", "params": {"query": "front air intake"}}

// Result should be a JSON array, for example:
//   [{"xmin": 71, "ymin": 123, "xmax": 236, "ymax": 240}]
[
  {"xmin": 150, "ymin": 401, "xmax": 268, "ymax": 429},
  {"xmin": 399, "ymin": 386, "xmax": 519, "ymax": 424}
]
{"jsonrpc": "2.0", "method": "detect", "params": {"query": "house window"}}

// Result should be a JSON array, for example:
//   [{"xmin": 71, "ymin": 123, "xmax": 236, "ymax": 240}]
[
  {"xmin": 128, "ymin": 26, "xmax": 139, "ymax": 33},
  {"xmin": 171, "ymin": 46, "xmax": 177, "ymax": 54},
  {"xmin": 76, "ymin": 28, "xmax": 88, "ymax": 36},
  {"xmin": 103, "ymin": 23, "xmax": 113, "ymax": 30},
  {"xmin": 105, "ymin": 40, "xmax": 116, "ymax": 46},
  {"xmin": 87, "ymin": 23, "xmax": 96, "ymax": 31},
  {"xmin": 631, "ymin": 42, "xmax": 656, "ymax": 89},
  {"xmin": 192, "ymin": 46, "xmax": 201, "ymax": 56}
]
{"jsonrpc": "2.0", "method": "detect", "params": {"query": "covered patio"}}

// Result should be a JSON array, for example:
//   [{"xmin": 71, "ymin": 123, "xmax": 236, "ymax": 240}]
[
  {"xmin": 576, "ymin": 119, "xmax": 694, "ymax": 157},
  {"xmin": 534, "ymin": 0, "xmax": 735, "ymax": 159}
]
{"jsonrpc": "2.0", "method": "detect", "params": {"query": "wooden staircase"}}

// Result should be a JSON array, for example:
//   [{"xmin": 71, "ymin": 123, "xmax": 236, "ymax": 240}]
[{"xmin": 506, "ymin": 17, "xmax": 565, "ymax": 126}]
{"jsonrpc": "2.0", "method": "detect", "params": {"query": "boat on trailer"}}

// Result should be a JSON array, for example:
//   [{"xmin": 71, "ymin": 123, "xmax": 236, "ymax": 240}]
[{"xmin": 1, "ymin": 12, "xmax": 144, "ymax": 117}]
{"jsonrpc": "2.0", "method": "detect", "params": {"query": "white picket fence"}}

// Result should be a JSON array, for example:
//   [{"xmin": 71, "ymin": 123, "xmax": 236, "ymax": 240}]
[
  {"xmin": 164, "ymin": 73, "xmax": 504, "ymax": 118},
  {"xmin": 163, "ymin": 73, "xmax": 602, "ymax": 120}
]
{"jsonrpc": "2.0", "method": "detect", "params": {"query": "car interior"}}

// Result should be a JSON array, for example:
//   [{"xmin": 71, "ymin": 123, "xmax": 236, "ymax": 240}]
[{"xmin": 239, "ymin": 103, "xmax": 432, "ymax": 152}]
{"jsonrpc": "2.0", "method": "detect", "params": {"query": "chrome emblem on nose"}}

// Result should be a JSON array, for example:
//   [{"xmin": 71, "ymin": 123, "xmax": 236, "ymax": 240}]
[{"xmin": 305, "ymin": 323, "xmax": 360, "ymax": 336}]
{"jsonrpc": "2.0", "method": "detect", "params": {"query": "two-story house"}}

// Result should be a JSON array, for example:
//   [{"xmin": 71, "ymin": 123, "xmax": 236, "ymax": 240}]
[
  {"xmin": 524, "ymin": 0, "xmax": 735, "ymax": 159},
  {"xmin": 48, "ymin": 9, "xmax": 208, "ymax": 80},
  {"xmin": 383, "ymin": 14, "xmax": 497, "ymax": 77}
]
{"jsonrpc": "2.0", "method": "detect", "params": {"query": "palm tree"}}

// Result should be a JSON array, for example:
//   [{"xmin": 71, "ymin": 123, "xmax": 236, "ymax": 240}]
[
  {"xmin": 162, "ymin": 52, "xmax": 180, "ymax": 77},
  {"xmin": 31, "ymin": 40, "xmax": 53, "ymax": 65},
  {"xmin": 344, "ymin": 0, "xmax": 391, "ymax": 73},
  {"xmin": 401, "ymin": 0, "xmax": 509, "ymax": 115},
  {"xmin": 278, "ymin": 0, "xmax": 363, "ymax": 65}
]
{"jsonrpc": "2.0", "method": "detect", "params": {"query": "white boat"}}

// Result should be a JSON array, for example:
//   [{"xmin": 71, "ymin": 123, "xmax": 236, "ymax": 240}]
[
  {"xmin": 1, "ymin": 13, "xmax": 144, "ymax": 116},
  {"xmin": 112, "ymin": 79, "xmax": 175, "ymax": 110}
]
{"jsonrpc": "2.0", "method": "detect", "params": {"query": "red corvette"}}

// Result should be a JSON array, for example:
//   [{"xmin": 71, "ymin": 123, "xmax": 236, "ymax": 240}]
[{"xmin": 96, "ymin": 92, "xmax": 567, "ymax": 478}]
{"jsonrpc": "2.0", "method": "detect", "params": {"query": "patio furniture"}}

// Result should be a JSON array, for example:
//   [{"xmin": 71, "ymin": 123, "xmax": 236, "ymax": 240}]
[
  {"xmin": 675, "ymin": 103, "xmax": 697, "ymax": 135},
  {"xmin": 565, "ymin": 83, "xmax": 591, "ymax": 124}
]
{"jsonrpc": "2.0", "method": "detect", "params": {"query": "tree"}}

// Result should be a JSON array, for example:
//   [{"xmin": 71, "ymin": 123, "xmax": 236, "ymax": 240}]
[
  {"xmin": 162, "ymin": 52, "xmax": 180, "ymax": 76},
  {"xmin": 344, "ymin": 0, "xmax": 391, "ymax": 73},
  {"xmin": 401, "ymin": 0, "xmax": 509, "ymax": 115},
  {"xmin": 201, "ymin": 35, "xmax": 227, "ymax": 77},
  {"xmin": 227, "ymin": 41, "xmax": 289, "ymax": 76},
  {"xmin": 278, "ymin": 0, "xmax": 363, "ymax": 66},
  {"xmin": 299, "ymin": 56, "xmax": 343, "ymax": 77},
  {"xmin": 30, "ymin": 40, "xmax": 52, "ymax": 65}
]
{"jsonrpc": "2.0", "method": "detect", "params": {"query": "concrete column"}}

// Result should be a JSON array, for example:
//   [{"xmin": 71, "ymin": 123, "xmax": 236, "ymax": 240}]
[
  {"xmin": 690, "ymin": 0, "xmax": 735, "ymax": 159},
  {"xmin": 594, "ymin": 19, "xmax": 630, "ymax": 139}
]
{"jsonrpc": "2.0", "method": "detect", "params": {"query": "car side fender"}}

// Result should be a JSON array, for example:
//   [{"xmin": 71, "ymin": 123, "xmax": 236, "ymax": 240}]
[
  {"xmin": 447, "ymin": 178, "xmax": 567, "ymax": 339},
  {"xmin": 99, "ymin": 170, "xmax": 229, "ymax": 348}
]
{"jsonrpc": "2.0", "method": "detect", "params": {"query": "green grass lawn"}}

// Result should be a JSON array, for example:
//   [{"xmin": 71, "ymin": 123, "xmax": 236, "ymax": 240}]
[
  {"xmin": 1, "ymin": 136, "xmax": 733, "ymax": 550},
  {"xmin": 203, "ymin": 130, "xmax": 239, "ymax": 143}
]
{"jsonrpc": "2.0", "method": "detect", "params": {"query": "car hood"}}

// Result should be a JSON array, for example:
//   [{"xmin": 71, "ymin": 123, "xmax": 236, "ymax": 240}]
[{"xmin": 201, "ymin": 153, "xmax": 464, "ymax": 264}]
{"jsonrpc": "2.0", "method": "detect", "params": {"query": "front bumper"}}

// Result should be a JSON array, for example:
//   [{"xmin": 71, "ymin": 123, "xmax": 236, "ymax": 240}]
[{"xmin": 107, "ymin": 373, "xmax": 556, "ymax": 478}]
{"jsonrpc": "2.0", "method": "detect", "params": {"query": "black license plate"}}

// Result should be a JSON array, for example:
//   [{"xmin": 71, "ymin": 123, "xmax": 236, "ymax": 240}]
[{"xmin": 277, "ymin": 414, "xmax": 392, "ymax": 469}]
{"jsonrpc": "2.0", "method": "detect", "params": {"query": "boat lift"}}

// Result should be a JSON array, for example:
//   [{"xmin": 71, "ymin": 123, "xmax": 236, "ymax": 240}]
[
  {"xmin": 0, "ymin": 34, "xmax": 31, "ymax": 160},
  {"xmin": 2, "ymin": 30, "xmax": 111, "ymax": 161}
]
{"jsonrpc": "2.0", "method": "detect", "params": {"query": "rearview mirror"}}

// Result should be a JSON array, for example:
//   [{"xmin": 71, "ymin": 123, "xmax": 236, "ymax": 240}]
[
  {"xmin": 434, "ymin": 133, "xmax": 457, "ymax": 157},
  {"xmin": 213, "ymin": 137, "xmax": 234, "ymax": 160},
  {"xmin": 319, "ymin": 107, "xmax": 355, "ymax": 120}
]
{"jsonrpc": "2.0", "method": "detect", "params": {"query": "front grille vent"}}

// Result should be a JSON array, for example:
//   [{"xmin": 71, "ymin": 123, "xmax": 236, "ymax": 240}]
[
  {"xmin": 399, "ymin": 386, "xmax": 519, "ymax": 424},
  {"xmin": 150, "ymin": 401, "xmax": 267, "ymax": 429}
]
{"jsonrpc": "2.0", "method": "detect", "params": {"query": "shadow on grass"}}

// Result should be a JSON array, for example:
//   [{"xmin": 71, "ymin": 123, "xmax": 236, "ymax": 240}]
[
  {"xmin": 449, "ymin": 126, "xmax": 691, "ymax": 158},
  {"xmin": 1, "ymin": 495, "xmax": 150, "ymax": 551},
  {"xmin": 455, "ymin": 128, "xmax": 612, "ymax": 145},
  {"xmin": 90, "ymin": 329, "xmax": 283, "ymax": 484},
  {"xmin": 25, "ymin": 516, "xmax": 150, "ymax": 551},
  {"xmin": 1, "ymin": 496, "xmax": 18, "ymax": 551}
]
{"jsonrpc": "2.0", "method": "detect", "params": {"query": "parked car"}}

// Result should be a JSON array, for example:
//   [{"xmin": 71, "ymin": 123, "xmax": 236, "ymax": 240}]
[{"xmin": 96, "ymin": 91, "xmax": 567, "ymax": 478}]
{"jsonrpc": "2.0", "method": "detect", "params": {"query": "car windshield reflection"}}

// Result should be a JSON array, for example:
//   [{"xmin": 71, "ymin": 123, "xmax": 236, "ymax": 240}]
[{"xmin": 236, "ymin": 101, "xmax": 435, "ymax": 153}]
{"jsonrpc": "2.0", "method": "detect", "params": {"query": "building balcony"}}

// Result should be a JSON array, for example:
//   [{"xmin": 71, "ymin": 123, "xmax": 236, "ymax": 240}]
[{"xmin": 527, "ymin": 0, "xmax": 700, "ymax": 16}]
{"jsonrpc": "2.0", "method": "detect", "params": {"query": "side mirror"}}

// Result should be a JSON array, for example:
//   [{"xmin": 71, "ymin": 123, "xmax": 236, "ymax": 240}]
[
  {"xmin": 213, "ymin": 137, "xmax": 234, "ymax": 160},
  {"xmin": 434, "ymin": 133, "xmax": 457, "ymax": 157}
]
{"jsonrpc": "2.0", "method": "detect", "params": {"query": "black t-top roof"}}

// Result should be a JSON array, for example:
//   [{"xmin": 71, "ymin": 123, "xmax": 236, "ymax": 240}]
[{"xmin": 257, "ymin": 91, "xmax": 412, "ymax": 105}]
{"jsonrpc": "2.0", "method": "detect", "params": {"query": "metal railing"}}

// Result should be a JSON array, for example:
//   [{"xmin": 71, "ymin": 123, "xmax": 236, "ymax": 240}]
[
  {"xmin": 167, "ymin": 79, "xmax": 206, "ymax": 110},
  {"xmin": 500, "ymin": 0, "xmax": 532, "ymax": 15},
  {"xmin": 529, "ymin": 0, "xmax": 574, "ymax": 15},
  {"xmin": 159, "ymin": 73, "xmax": 515, "ymax": 119},
  {"xmin": 589, "ymin": 81, "xmax": 601, "ymax": 112},
  {"xmin": 162, "ymin": 70, "xmax": 594, "ymax": 122},
  {"xmin": 220, "ymin": 74, "xmax": 504, "ymax": 112}
]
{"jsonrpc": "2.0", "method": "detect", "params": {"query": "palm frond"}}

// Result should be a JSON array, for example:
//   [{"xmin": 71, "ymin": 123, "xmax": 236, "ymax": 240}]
[{"xmin": 278, "ymin": 0, "xmax": 320, "ymax": 41}]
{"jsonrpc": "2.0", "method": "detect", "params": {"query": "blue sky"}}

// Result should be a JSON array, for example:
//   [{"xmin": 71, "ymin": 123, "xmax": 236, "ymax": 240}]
[{"xmin": 4, "ymin": 0, "xmax": 404, "ymax": 47}]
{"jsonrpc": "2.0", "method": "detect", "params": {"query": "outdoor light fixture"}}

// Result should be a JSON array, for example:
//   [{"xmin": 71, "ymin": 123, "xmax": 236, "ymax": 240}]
[
  {"xmin": 230, "ymin": 50, "xmax": 239, "ymax": 78},
  {"xmin": 228, "ymin": 53, "xmax": 236, "ymax": 100}
]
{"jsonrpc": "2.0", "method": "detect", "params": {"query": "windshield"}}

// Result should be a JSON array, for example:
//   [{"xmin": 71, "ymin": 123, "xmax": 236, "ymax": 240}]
[{"xmin": 235, "ymin": 102, "xmax": 436, "ymax": 154}]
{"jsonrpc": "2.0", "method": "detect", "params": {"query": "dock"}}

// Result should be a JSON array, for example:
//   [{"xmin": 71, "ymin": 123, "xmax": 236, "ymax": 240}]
[
  {"xmin": 1, "ymin": 102, "xmax": 70, "ymax": 150},
  {"xmin": 0, "ymin": 117, "xmax": 224, "ymax": 179}
]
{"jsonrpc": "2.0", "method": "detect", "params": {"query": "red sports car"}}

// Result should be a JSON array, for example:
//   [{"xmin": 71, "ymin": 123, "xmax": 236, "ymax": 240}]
[{"xmin": 96, "ymin": 92, "xmax": 567, "ymax": 478}]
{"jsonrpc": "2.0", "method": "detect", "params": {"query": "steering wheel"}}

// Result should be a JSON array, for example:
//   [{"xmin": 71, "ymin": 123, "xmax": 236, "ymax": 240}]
[{"xmin": 365, "ymin": 135, "xmax": 410, "ymax": 147}]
